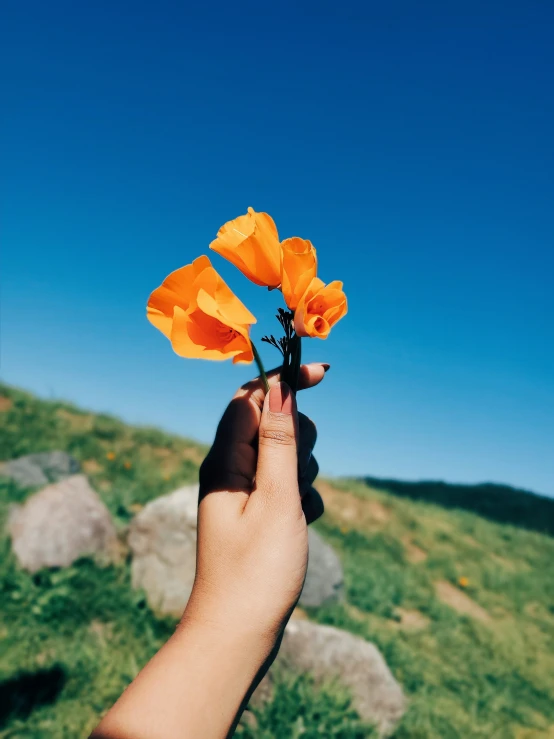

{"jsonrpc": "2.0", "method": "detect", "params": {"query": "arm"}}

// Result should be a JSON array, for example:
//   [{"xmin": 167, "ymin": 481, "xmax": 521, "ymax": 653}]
[{"xmin": 91, "ymin": 364, "xmax": 326, "ymax": 739}]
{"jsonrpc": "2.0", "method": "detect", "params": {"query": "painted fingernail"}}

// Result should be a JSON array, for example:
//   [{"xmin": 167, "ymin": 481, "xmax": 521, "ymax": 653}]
[
  {"xmin": 269, "ymin": 382, "xmax": 293, "ymax": 414},
  {"xmin": 322, "ymin": 363, "xmax": 331, "ymax": 372}
]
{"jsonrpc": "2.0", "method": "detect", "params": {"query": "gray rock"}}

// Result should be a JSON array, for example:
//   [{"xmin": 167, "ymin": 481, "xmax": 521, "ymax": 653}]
[
  {"xmin": 251, "ymin": 620, "xmax": 406, "ymax": 737},
  {"xmin": 8, "ymin": 474, "xmax": 118, "ymax": 572},
  {"xmin": 0, "ymin": 451, "xmax": 80, "ymax": 488},
  {"xmin": 128, "ymin": 484, "xmax": 199, "ymax": 616},
  {"xmin": 299, "ymin": 528, "xmax": 344, "ymax": 607},
  {"xmin": 128, "ymin": 486, "xmax": 342, "ymax": 615}
]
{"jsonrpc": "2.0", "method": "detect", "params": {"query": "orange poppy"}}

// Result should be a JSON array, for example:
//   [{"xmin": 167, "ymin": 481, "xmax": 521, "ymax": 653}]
[
  {"xmin": 147, "ymin": 255, "xmax": 256, "ymax": 363},
  {"xmin": 209, "ymin": 207, "xmax": 282, "ymax": 288},
  {"xmin": 294, "ymin": 277, "xmax": 347, "ymax": 339},
  {"xmin": 281, "ymin": 237, "xmax": 318, "ymax": 311}
]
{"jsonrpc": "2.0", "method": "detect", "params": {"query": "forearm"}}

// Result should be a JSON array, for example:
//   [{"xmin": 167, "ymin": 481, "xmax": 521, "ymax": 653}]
[{"xmin": 90, "ymin": 618, "xmax": 270, "ymax": 739}]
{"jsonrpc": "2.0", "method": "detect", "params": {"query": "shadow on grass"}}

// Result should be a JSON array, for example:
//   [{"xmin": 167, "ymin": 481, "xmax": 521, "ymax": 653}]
[
  {"xmin": 362, "ymin": 477, "xmax": 554, "ymax": 537},
  {"xmin": 0, "ymin": 665, "xmax": 66, "ymax": 728}
]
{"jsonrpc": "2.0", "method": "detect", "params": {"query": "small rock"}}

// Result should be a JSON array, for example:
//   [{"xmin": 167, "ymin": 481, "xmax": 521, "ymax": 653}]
[
  {"xmin": 0, "ymin": 451, "xmax": 80, "ymax": 488},
  {"xmin": 8, "ymin": 475, "xmax": 118, "ymax": 572},
  {"xmin": 251, "ymin": 620, "xmax": 406, "ymax": 737},
  {"xmin": 299, "ymin": 528, "xmax": 344, "ymax": 607},
  {"xmin": 128, "ymin": 484, "xmax": 199, "ymax": 616}
]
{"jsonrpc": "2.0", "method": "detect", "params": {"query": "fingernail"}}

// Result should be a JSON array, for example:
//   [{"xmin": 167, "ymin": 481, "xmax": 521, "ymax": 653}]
[
  {"xmin": 269, "ymin": 382, "xmax": 293, "ymax": 414},
  {"xmin": 322, "ymin": 363, "xmax": 331, "ymax": 373}
]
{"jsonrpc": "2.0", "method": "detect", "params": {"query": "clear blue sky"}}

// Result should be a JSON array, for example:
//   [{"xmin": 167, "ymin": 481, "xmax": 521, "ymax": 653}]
[{"xmin": 2, "ymin": 1, "xmax": 553, "ymax": 495}]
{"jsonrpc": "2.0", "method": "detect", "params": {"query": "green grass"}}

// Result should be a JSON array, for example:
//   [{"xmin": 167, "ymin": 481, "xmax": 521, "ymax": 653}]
[{"xmin": 1, "ymin": 382, "xmax": 553, "ymax": 738}]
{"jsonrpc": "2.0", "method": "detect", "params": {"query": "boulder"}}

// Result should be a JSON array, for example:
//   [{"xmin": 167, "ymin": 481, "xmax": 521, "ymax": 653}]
[
  {"xmin": 127, "ymin": 485, "xmax": 343, "ymax": 615},
  {"xmin": 300, "ymin": 527, "xmax": 344, "ymax": 607},
  {"xmin": 8, "ymin": 474, "xmax": 118, "ymax": 572},
  {"xmin": 128, "ymin": 484, "xmax": 199, "ymax": 616},
  {"xmin": 0, "ymin": 451, "xmax": 80, "ymax": 488},
  {"xmin": 251, "ymin": 620, "xmax": 406, "ymax": 737}
]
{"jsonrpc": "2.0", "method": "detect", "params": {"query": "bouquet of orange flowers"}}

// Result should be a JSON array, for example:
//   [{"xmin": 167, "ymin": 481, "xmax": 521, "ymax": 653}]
[{"xmin": 147, "ymin": 208, "xmax": 347, "ymax": 393}]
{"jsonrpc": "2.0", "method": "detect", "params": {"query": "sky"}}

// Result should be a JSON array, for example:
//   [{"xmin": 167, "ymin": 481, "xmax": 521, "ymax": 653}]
[{"xmin": 1, "ymin": 1, "xmax": 553, "ymax": 496}]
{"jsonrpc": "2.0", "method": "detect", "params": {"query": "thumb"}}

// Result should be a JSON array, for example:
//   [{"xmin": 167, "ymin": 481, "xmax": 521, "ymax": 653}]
[{"xmin": 254, "ymin": 382, "xmax": 300, "ymax": 507}]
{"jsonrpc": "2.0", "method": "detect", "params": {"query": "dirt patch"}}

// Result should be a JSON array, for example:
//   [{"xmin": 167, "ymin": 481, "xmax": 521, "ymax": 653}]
[
  {"xmin": 393, "ymin": 607, "xmax": 430, "ymax": 631},
  {"xmin": 318, "ymin": 481, "xmax": 391, "ymax": 529},
  {"xmin": 152, "ymin": 447, "xmax": 172, "ymax": 458},
  {"xmin": 402, "ymin": 536, "xmax": 428, "ymax": 563},
  {"xmin": 180, "ymin": 446, "xmax": 205, "ymax": 465},
  {"xmin": 462, "ymin": 535, "xmax": 481, "ymax": 549},
  {"xmin": 0, "ymin": 396, "xmax": 13, "ymax": 412},
  {"xmin": 434, "ymin": 580, "xmax": 491, "ymax": 622},
  {"xmin": 516, "ymin": 723, "xmax": 554, "ymax": 739},
  {"xmin": 82, "ymin": 458, "xmax": 103, "ymax": 474},
  {"xmin": 89, "ymin": 620, "xmax": 114, "ymax": 646},
  {"xmin": 56, "ymin": 408, "xmax": 94, "ymax": 431}
]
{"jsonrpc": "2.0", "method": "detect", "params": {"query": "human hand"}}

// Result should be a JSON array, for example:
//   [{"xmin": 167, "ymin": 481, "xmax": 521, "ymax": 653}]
[
  {"xmin": 182, "ymin": 363, "xmax": 327, "ymax": 647},
  {"xmin": 91, "ymin": 364, "xmax": 327, "ymax": 739}
]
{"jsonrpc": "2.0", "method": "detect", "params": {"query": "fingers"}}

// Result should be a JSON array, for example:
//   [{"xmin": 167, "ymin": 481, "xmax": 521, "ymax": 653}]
[
  {"xmin": 211, "ymin": 363, "xmax": 327, "ymax": 453},
  {"xmin": 299, "ymin": 456, "xmax": 319, "ymax": 495},
  {"xmin": 235, "ymin": 362, "xmax": 328, "ymax": 417},
  {"xmin": 298, "ymin": 413, "xmax": 317, "ymax": 477},
  {"xmin": 302, "ymin": 487, "xmax": 324, "ymax": 524},
  {"xmin": 254, "ymin": 383, "xmax": 300, "ymax": 508}
]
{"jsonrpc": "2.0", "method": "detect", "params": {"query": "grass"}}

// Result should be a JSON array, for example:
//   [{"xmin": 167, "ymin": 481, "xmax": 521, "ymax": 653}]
[{"xmin": 1, "ymin": 382, "xmax": 553, "ymax": 737}]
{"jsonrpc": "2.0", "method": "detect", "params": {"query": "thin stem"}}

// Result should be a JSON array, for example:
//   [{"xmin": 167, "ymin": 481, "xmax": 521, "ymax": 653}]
[
  {"xmin": 252, "ymin": 341, "xmax": 270, "ymax": 394},
  {"xmin": 293, "ymin": 336, "xmax": 302, "ymax": 394}
]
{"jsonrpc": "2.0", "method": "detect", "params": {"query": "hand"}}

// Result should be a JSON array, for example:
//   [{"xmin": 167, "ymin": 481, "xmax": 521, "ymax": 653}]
[
  {"xmin": 90, "ymin": 364, "xmax": 327, "ymax": 739},
  {"xmin": 184, "ymin": 363, "xmax": 326, "ymax": 644}
]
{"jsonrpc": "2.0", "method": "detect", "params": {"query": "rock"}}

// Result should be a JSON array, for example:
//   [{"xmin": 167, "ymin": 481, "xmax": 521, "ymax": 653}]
[
  {"xmin": 8, "ymin": 475, "xmax": 118, "ymax": 572},
  {"xmin": 127, "ymin": 486, "xmax": 342, "ymax": 615},
  {"xmin": 299, "ymin": 528, "xmax": 344, "ymax": 607},
  {"xmin": 251, "ymin": 620, "xmax": 406, "ymax": 737},
  {"xmin": 0, "ymin": 451, "xmax": 80, "ymax": 488},
  {"xmin": 128, "ymin": 484, "xmax": 199, "ymax": 616}
]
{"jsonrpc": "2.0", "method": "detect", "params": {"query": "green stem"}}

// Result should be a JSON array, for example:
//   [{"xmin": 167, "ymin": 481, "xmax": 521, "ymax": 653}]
[{"xmin": 252, "ymin": 341, "xmax": 270, "ymax": 394}]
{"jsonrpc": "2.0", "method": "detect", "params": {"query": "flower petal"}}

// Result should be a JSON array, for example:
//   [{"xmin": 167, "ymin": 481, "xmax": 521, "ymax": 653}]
[
  {"xmin": 210, "ymin": 207, "xmax": 282, "ymax": 287},
  {"xmin": 281, "ymin": 237, "xmax": 318, "ymax": 311}
]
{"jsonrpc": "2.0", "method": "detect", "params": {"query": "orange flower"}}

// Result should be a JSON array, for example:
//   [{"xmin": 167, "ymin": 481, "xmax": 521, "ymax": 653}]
[
  {"xmin": 281, "ymin": 237, "xmax": 318, "ymax": 311},
  {"xmin": 458, "ymin": 576, "xmax": 469, "ymax": 588},
  {"xmin": 123, "ymin": 461, "xmax": 132, "ymax": 470},
  {"xmin": 294, "ymin": 278, "xmax": 347, "ymax": 339},
  {"xmin": 106, "ymin": 452, "xmax": 116, "ymax": 461},
  {"xmin": 209, "ymin": 207, "xmax": 281, "ymax": 288},
  {"xmin": 147, "ymin": 255, "xmax": 256, "ymax": 363}
]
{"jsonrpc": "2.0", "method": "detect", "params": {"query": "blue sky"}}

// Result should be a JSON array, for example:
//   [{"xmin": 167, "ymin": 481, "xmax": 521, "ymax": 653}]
[{"xmin": 2, "ymin": 1, "xmax": 553, "ymax": 495}]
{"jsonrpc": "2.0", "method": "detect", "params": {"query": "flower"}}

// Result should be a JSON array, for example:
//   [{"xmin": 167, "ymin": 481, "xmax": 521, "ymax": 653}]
[
  {"xmin": 106, "ymin": 452, "xmax": 116, "ymax": 461},
  {"xmin": 209, "ymin": 207, "xmax": 281, "ymax": 288},
  {"xmin": 294, "ymin": 277, "xmax": 348, "ymax": 339},
  {"xmin": 123, "ymin": 461, "xmax": 132, "ymax": 470},
  {"xmin": 147, "ymin": 255, "xmax": 256, "ymax": 363},
  {"xmin": 458, "ymin": 576, "xmax": 469, "ymax": 588},
  {"xmin": 281, "ymin": 237, "xmax": 318, "ymax": 311}
]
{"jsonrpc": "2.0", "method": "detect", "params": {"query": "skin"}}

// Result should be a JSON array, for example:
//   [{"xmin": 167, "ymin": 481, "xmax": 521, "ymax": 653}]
[{"xmin": 91, "ymin": 363, "xmax": 327, "ymax": 739}]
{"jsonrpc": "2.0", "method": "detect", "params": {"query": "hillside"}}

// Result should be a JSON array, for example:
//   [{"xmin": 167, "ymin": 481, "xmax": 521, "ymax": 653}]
[{"xmin": 0, "ymin": 383, "xmax": 553, "ymax": 738}]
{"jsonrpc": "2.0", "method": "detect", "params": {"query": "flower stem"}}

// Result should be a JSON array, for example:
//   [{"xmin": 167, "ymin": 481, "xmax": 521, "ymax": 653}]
[{"xmin": 252, "ymin": 341, "xmax": 270, "ymax": 394}]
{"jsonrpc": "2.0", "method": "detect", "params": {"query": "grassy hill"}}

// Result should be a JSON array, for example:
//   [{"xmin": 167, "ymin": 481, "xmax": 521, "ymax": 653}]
[{"xmin": 0, "ymin": 383, "xmax": 553, "ymax": 738}]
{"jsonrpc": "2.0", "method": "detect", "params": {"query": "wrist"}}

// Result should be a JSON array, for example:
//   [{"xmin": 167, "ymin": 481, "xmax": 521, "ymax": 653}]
[
  {"xmin": 180, "ymin": 584, "xmax": 288, "ymax": 656},
  {"xmin": 178, "ymin": 601, "xmax": 278, "ymax": 666}
]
